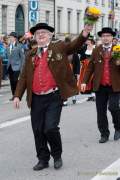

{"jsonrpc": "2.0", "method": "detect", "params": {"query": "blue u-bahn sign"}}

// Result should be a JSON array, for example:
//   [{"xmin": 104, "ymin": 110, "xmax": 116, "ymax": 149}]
[{"xmin": 29, "ymin": 0, "xmax": 39, "ymax": 27}]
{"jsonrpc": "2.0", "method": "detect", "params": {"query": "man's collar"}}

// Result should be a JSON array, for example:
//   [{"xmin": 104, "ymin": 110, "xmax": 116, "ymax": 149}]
[
  {"xmin": 102, "ymin": 44, "xmax": 113, "ymax": 52},
  {"xmin": 102, "ymin": 44, "xmax": 112, "ymax": 49},
  {"xmin": 38, "ymin": 42, "xmax": 50, "ymax": 48},
  {"xmin": 38, "ymin": 43, "xmax": 50, "ymax": 52}
]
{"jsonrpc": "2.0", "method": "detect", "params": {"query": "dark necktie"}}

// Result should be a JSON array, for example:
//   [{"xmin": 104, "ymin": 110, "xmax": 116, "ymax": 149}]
[
  {"xmin": 37, "ymin": 47, "xmax": 44, "ymax": 55},
  {"xmin": 104, "ymin": 46, "xmax": 111, "ymax": 52},
  {"xmin": 103, "ymin": 47, "xmax": 111, "ymax": 58}
]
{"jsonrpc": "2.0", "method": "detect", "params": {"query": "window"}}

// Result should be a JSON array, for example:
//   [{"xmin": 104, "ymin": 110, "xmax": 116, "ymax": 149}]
[
  {"xmin": 108, "ymin": 0, "xmax": 111, "ymax": 8},
  {"xmin": 68, "ymin": 11, "xmax": 71, "ymax": 33},
  {"xmin": 94, "ymin": 0, "xmax": 98, "ymax": 4},
  {"xmin": 45, "ymin": 11, "xmax": 50, "ymax": 24},
  {"xmin": 102, "ymin": 0, "xmax": 105, "ymax": 6},
  {"xmin": 115, "ymin": 20, "xmax": 118, "ymax": 29},
  {"xmin": 57, "ymin": 9, "xmax": 61, "ymax": 33},
  {"xmin": 108, "ymin": 16, "xmax": 111, "ymax": 27},
  {"xmin": 111, "ymin": 0, "xmax": 115, "ymax": 9},
  {"xmin": 101, "ymin": 14, "xmax": 105, "ymax": 28},
  {"xmin": 15, "ymin": 5, "xmax": 24, "ymax": 35},
  {"xmin": 94, "ymin": 23, "xmax": 97, "ymax": 36},
  {"xmin": 77, "ymin": 11, "xmax": 81, "ymax": 34},
  {"xmin": 2, "ymin": 5, "xmax": 7, "ymax": 34},
  {"xmin": 115, "ymin": 0, "xmax": 118, "ymax": 7}
]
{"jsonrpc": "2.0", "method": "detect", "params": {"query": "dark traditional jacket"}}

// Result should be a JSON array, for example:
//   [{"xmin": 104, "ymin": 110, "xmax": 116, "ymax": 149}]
[
  {"xmin": 83, "ymin": 45, "xmax": 120, "ymax": 92},
  {"xmin": 15, "ymin": 33, "xmax": 88, "ymax": 108}
]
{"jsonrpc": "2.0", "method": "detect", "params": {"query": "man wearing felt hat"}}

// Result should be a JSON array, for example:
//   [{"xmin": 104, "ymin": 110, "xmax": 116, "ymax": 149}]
[
  {"xmin": 7, "ymin": 31, "xmax": 25, "ymax": 100},
  {"xmin": 81, "ymin": 27, "xmax": 120, "ymax": 143},
  {"xmin": 13, "ymin": 22, "xmax": 93, "ymax": 170},
  {"xmin": 97, "ymin": 27, "xmax": 116, "ymax": 37}
]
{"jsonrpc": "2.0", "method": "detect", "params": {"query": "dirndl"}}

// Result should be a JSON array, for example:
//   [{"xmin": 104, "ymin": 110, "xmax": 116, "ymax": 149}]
[{"xmin": 78, "ymin": 59, "xmax": 93, "ymax": 94}]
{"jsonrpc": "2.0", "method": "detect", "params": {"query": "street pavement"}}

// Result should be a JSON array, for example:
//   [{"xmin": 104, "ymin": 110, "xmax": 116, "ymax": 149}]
[
  {"xmin": 0, "ymin": 82, "xmax": 120, "ymax": 180},
  {"xmin": 0, "ymin": 80, "xmax": 29, "ymax": 124}
]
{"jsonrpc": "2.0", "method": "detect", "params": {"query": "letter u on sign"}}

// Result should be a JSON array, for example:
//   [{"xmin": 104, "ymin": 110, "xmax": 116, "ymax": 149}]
[{"xmin": 30, "ymin": 0, "xmax": 38, "ymax": 11}]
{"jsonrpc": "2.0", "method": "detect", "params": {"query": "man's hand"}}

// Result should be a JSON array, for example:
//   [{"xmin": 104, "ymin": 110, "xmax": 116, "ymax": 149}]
[
  {"xmin": 82, "ymin": 24, "xmax": 93, "ymax": 37},
  {"xmin": 81, "ymin": 83, "xmax": 87, "ymax": 92},
  {"xmin": 76, "ymin": 74, "xmax": 80, "ymax": 81},
  {"xmin": 13, "ymin": 97, "xmax": 20, "ymax": 109}
]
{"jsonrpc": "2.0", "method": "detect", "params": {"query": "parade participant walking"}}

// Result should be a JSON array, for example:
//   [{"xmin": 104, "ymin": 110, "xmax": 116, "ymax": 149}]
[
  {"xmin": 81, "ymin": 27, "xmax": 120, "ymax": 143},
  {"xmin": 7, "ymin": 32, "xmax": 25, "ymax": 100},
  {"xmin": 78, "ymin": 36, "xmax": 95, "ymax": 101},
  {"xmin": 13, "ymin": 22, "xmax": 93, "ymax": 170},
  {"xmin": 63, "ymin": 36, "xmax": 80, "ymax": 106}
]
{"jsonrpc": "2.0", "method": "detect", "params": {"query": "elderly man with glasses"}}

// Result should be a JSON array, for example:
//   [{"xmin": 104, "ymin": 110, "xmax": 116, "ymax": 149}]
[{"xmin": 13, "ymin": 22, "xmax": 93, "ymax": 171}]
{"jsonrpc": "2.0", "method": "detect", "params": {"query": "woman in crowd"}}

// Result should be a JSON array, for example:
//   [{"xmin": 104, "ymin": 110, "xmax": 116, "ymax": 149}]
[{"xmin": 78, "ymin": 35, "xmax": 95, "ymax": 101}]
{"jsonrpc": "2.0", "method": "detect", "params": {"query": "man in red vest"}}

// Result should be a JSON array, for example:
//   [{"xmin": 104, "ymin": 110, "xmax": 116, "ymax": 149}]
[
  {"xmin": 81, "ymin": 27, "xmax": 120, "ymax": 143},
  {"xmin": 13, "ymin": 22, "xmax": 93, "ymax": 170}
]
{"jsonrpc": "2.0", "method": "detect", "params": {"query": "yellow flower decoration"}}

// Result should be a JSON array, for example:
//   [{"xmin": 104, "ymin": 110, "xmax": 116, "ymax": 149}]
[
  {"xmin": 84, "ymin": 6, "xmax": 101, "ymax": 25},
  {"xmin": 87, "ymin": 7, "xmax": 101, "ymax": 16},
  {"xmin": 112, "ymin": 45, "xmax": 120, "ymax": 61},
  {"xmin": 113, "ymin": 45, "xmax": 120, "ymax": 52}
]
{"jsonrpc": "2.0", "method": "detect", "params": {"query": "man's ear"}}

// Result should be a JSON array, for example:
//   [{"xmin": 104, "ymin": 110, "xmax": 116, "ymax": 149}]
[{"xmin": 49, "ymin": 32, "xmax": 54, "ymax": 40}]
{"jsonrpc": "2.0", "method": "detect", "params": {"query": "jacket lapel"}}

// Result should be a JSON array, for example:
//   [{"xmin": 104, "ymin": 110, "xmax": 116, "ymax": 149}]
[
  {"xmin": 29, "ymin": 47, "xmax": 37, "ymax": 69},
  {"xmin": 97, "ymin": 45, "xmax": 113, "ymax": 62},
  {"xmin": 29, "ymin": 43, "xmax": 55, "ymax": 65},
  {"xmin": 98, "ymin": 45, "xmax": 104, "ymax": 59}
]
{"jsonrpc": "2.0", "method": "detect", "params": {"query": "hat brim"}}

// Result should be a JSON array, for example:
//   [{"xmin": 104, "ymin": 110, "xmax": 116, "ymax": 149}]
[
  {"xmin": 98, "ymin": 31, "xmax": 116, "ymax": 37},
  {"xmin": 9, "ymin": 34, "xmax": 18, "ymax": 38},
  {"xmin": 30, "ymin": 25, "xmax": 54, "ymax": 35}
]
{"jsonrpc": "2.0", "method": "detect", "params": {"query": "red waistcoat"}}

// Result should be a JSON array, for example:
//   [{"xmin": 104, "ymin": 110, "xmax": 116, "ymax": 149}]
[
  {"xmin": 100, "ymin": 51, "xmax": 112, "ymax": 86},
  {"xmin": 32, "ymin": 51, "xmax": 57, "ymax": 94}
]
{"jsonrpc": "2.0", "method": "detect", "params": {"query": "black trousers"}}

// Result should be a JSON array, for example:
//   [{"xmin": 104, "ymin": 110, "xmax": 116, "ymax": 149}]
[
  {"xmin": 31, "ymin": 91, "xmax": 63, "ymax": 162},
  {"xmin": 8, "ymin": 66, "xmax": 20, "ymax": 96},
  {"xmin": 95, "ymin": 85, "xmax": 120, "ymax": 137}
]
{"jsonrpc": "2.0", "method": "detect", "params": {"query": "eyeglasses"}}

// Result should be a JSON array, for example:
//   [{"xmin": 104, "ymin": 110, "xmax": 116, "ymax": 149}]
[
  {"xmin": 101, "ymin": 35, "xmax": 112, "ymax": 38},
  {"xmin": 35, "ymin": 31, "xmax": 49, "ymax": 36}
]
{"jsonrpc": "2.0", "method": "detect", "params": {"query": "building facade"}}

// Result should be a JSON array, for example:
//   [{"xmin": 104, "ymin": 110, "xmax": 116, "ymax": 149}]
[
  {"xmin": 0, "ymin": 0, "xmax": 54, "ymax": 36},
  {"xmin": 0, "ymin": 0, "xmax": 120, "ymax": 37},
  {"xmin": 55, "ymin": 0, "xmax": 120, "ymax": 37},
  {"xmin": 113, "ymin": 0, "xmax": 120, "ymax": 32},
  {"xmin": 0, "ymin": 0, "xmax": 28, "ymax": 36}
]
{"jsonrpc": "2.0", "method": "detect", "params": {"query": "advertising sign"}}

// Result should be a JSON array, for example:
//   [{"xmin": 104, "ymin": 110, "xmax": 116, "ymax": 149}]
[{"xmin": 29, "ymin": 0, "xmax": 39, "ymax": 27}]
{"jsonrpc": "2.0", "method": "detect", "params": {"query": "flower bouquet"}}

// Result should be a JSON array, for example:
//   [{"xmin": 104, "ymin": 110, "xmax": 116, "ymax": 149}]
[
  {"xmin": 112, "ymin": 45, "xmax": 120, "ymax": 65},
  {"xmin": 84, "ymin": 7, "xmax": 101, "ymax": 25}
]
